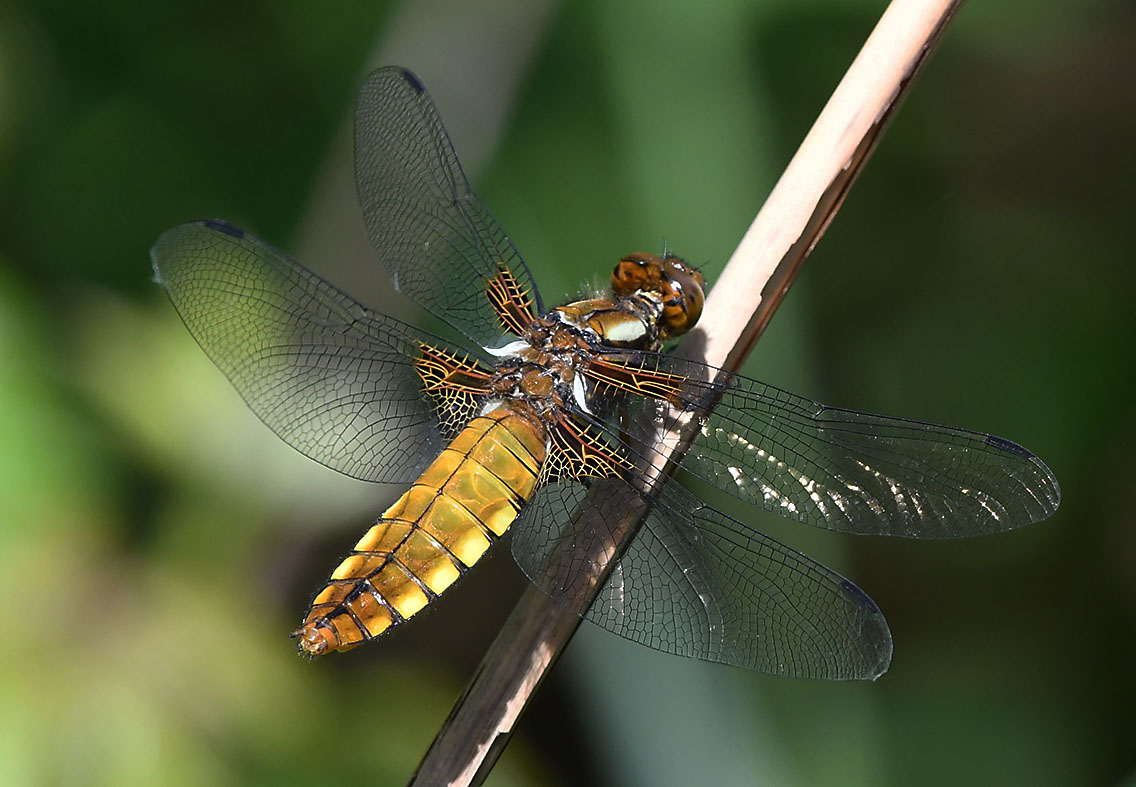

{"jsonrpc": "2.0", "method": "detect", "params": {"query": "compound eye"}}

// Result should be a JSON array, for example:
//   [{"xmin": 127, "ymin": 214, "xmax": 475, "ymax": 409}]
[
  {"xmin": 611, "ymin": 252, "xmax": 706, "ymax": 337},
  {"xmin": 660, "ymin": 286, "xmax": 703, "ymax": 337},
  {"xmin": 612, "ymin": 252, "xmax": 654, "ymax": 297},
  {"xmin": 658, "ymin": 259, "xmax": 705, "ymax": 338}
]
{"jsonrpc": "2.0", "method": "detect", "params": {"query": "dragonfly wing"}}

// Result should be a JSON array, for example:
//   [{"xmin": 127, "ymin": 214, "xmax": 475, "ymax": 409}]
[
  {"xmin": 354, "ymin": 67, "xmax": 543, "ymax": 347},
  {"xmin": 151, "ymin": 219, "xmax": 491, "ymax": 484},
  {"xmin": 683, "ymin": 369, "xmax": 1060, "ymax": 537},
  {"xmin": 511, "ymin": 477, "xmax": 892, "ymax": 679},
  {"xmin": 589, "ymin": 352, "xmax": 1061, "ymax": 538}
]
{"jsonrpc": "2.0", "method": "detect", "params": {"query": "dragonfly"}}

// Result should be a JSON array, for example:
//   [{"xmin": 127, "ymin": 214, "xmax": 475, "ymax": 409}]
[{"xmin": 151, "ymin": 66, "xmax": 1060, "ymax": 680}]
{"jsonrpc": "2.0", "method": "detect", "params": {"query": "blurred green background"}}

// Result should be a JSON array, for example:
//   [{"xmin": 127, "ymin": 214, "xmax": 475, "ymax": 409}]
[{"xmin": 1, "ymin": 0, "xmax": 1133, "ymax": 784}]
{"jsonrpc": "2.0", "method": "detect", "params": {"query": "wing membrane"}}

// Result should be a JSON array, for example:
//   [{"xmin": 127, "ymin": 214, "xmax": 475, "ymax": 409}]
[
  {"xmin": 354, "ymin": 67, "xmax": 543, "ymax": 347},
  {"xmin": 585, "ymin": 351, "xmax": 1061, "ymax": 538},
  {"xmin": 151, "ymin": 219, "xmax": 488, "ymax": 484},
  {"xmin": 512, "ymin": 477, "xmax": 892, "ymax": 679}
]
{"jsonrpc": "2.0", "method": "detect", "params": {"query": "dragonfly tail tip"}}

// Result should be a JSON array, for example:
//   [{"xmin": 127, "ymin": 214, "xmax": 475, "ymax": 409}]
[{"xmin": 292, "ymin": 622, "xmax": 339, "ymax": 657}]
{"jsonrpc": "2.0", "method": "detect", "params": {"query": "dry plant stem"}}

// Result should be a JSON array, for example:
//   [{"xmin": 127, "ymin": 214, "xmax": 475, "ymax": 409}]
[{"xmin": 410, "ymin": 0, "xmax": 963, "ymax": 783}]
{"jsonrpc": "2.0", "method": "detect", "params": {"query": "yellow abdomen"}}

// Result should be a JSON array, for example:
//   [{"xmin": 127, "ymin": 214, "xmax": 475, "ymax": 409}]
[{"xmin": 295, "ymin": 408, "xmax": 547, "ymax": 655}]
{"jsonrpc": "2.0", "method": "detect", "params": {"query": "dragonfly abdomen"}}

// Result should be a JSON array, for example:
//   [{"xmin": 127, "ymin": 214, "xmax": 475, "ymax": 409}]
[{"xmin": 294, "ymin": 408, "xmax": 547, "ymax": 655}]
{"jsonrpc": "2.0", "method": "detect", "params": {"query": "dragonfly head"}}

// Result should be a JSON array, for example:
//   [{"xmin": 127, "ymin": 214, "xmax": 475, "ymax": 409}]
[{"xmin": 612, "ymin": 252, "xmax": 705, "ymax": 339}]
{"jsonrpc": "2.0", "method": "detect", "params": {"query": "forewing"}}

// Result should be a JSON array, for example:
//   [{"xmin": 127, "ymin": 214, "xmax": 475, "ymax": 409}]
[
  {"xmin": 592, "ymin": 352, "xmax": 1061, "ymax": 538},
  {"xmin": 151, "ymin": 219, "xmax": 489, "ymax": 484},
  {"xmin": 354, "ymin": 67, "xmax": 543, "ymax": 347},
  {"xmin": 511, "ymin": 477, "xmax": 892, "ymax": 679}
]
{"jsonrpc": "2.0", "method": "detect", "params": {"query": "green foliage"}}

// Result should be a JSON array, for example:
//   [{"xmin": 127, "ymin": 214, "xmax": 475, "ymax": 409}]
[{"xmin": 1, "ymin": 0, "xmax": 1132, "ymax": 784}]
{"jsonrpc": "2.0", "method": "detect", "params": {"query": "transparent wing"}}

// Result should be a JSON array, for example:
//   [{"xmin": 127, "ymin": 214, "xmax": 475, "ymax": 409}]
[
  {"xmin": 354, "ymin": 66, "xmax": 543, "ymax": 347},
  {"xmin": 512, "ymin": 477, "xmax": 892, "ymax": 679},
  {"xmin": 585, "ymin": 351, "xmax": 1061, "ymax": 539},
  {"xmin": 151, "ymin": 219, "xmax": 489, "ymax": 484}
]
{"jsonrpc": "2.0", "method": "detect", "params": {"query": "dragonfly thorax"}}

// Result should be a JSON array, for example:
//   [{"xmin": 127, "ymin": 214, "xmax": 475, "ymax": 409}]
[
  {"xmin": 484, "ymin": 253, "xmax": 706, "ymax": 419},
  {"xmin": 489, "ymin": 320, "xmax": 593, "ymax": 419},
  {"xmin": 549, "ymin": 297, "xmax": 659, "ymax": 350}
]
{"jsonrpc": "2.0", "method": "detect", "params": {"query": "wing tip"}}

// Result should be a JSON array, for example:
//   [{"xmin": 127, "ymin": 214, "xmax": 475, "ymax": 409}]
[
  {"xmin": 839, "ymin": 578, "xmax": 881, "ymax": 614},
  {"xmin": 839, "ymin": 579, "xmax": 894, "ymax": 681},
  {"xmin": 983, "ymin": 434, "xmax": 1063, "ymax": 520},
  {"xmin": 1029, "ymin": 456, "xmax": 1062, "ymax": 520},
  {"xmin": 150, "ymin": 219, "xmax": 248, "ymax": 288},
  {"xmin": 201, "ymin": 218, "xmax": 245, "ymax": 239},
  {"xmin": 397, "ymin": 67, "xmax": 426, "ymax": 95},
  {"xmin": 984, "ymin": 433, "xmax": 1034, "ymax": 459}
]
